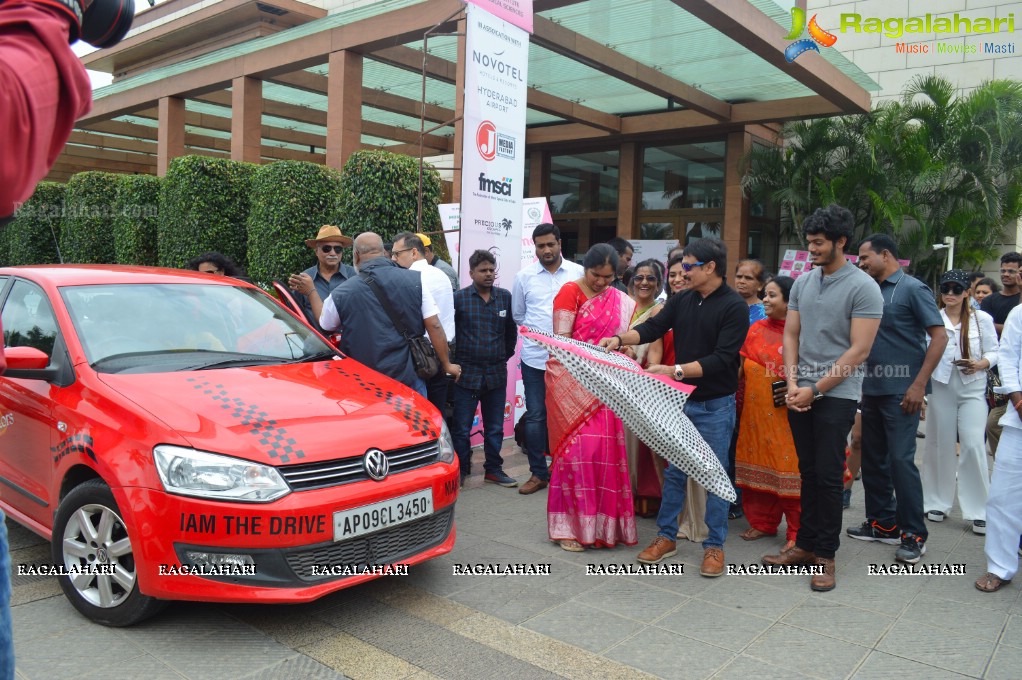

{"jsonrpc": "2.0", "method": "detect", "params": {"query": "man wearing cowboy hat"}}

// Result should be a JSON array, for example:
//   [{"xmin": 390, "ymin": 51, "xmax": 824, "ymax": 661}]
[{"xmin": 288, "ymin": 225, "xmax": 356, "ymax": 334}]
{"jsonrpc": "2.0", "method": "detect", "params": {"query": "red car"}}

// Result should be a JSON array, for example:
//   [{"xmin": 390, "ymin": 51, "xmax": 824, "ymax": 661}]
[{"xmin": 0, "ymin": 266, "xmax": 458, "ymax": 626}]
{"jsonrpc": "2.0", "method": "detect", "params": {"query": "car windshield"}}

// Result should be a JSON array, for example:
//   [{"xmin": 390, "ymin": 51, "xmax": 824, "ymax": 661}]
[{"xmin": 61, "ymin": 283, "xmax": 335, "ymax": 373}]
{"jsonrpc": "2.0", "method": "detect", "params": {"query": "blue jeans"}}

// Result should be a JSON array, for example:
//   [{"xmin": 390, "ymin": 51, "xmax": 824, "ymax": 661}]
[
  {"xmin": 451, "ymin": 382, "xmax": 506, "ymax": 476},
  {"xmin": 656, "ymin": 394, "xmax": 736, "ymax": 549},
  {"xmin": 0, "ymin": 512, "xmax": 13, "ymax": 679},
  {"xmin": 521, "ymin": 364, "xmax": 550, "ymax": 481},
  {"xmin": 861, "ymin": 393, "xmax": 927, "ymax": 539}
]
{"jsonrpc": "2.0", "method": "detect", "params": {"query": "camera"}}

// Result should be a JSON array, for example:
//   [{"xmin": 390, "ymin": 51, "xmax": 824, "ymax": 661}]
[{"xmin": 81, "ymin": 0, "xmax": 134, "ymax": 48}]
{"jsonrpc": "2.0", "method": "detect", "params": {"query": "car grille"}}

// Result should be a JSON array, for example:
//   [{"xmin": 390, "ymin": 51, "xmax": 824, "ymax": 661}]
[
  {"xmin": 279, "ymin": 441, "xmax": 439, "ymax": 491},
  {"xmin": 284, "ymin": 507, "xmax": 454, "ymax": 581}
]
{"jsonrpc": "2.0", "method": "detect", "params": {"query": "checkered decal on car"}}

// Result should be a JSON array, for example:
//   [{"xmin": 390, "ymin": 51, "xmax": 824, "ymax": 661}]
[
  {"xmin": 51, "ymin": 433, "xmax": 96, "ymax": 464},
  {"xmin": 327, "ymin": 366, "xmax": 438, "ymax": 439},
  {"xmin": 186, "ymin": 378, "xmax": 306, "ymax": 463}
]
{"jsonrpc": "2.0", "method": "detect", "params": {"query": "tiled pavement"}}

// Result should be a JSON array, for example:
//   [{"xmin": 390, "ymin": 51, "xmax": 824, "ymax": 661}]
[{"xmin": 8, "ymin": 441, "xmax": 1022, "ymax": 679}]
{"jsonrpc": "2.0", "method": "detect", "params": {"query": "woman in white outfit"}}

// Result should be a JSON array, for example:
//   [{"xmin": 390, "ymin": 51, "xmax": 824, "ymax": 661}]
[
  {"xmin": 921, "ymin": 270, "xmax": 997, "ymax": 535},
  {"xmin": 977, "ymin": 303, "xmax": 1022, "ymax": 592}
]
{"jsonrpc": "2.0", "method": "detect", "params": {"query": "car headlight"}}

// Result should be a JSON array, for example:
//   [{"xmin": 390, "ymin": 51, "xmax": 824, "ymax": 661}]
[
  {"xmin": 153, "ymin": 445, "xmax": 290, "ymax": 502},
  {"xmin": 437, "ymin": 421, "xmax": 455, "ymax": 464}
]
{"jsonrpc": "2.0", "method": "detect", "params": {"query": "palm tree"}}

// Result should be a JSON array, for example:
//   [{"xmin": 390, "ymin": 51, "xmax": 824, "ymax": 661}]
[{"xmin": 742, "ymin": 76, "xmax": 1022, "ymax": 284}]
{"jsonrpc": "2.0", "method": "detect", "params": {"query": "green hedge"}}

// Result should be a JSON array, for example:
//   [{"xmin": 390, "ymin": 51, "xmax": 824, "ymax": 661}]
[
  {"xmin": 6, "ymin": 183, "xmax": 65, "ymax": 265},
  {"xmin": 0, "ymin": 223, "xmax": 9, "ymax": 267},
  {"xmin": 61, "ymin": 172, "xmax": 118, "ymax": 264},
  {"xmin": 159, "ymin": 156, "xmax": 256, "ymax": 269},
  {"xmin": 247, "ymin": 161, "xmax": 344, "ymax": 285},
  {"xmin": 339, "ymin": 150, "xmax": 443, "ymax": 244},
  {"xmin": 113, "ymin": 175, "xmax": 160, "ymax": 266}
]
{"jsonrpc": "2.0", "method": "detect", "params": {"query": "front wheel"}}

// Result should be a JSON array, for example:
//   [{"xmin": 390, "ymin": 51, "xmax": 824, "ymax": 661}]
[{"xmin": 51, "ymin": 479, "xmax": 166, "ymax": 626}]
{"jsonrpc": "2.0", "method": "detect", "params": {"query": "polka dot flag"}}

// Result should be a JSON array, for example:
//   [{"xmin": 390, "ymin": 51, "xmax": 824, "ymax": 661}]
[{"xmin": 521, "ymin": 327, "xmax": 736, "ymax": 503}]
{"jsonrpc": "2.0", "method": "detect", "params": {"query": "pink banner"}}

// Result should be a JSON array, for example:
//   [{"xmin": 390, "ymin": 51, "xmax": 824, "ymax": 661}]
[{"xmin": 464, "ymin": 0, "xmax": 533, "ymax": 33}]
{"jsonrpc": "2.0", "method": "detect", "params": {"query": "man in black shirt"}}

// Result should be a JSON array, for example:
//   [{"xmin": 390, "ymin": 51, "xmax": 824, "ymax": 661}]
[
  {"xmin": 981, "ymin": 252, "xmax": 1022, "ymax": 335},
  {"xmin": 452, "ymin": 250, "xmax": 518, "ymax": 488},
  {"xmin": 606, "ymin": 237, "xmax": 634, "ymax": 292},
  {"xmin": 983, "ymin": 252, "xmax": 1022, "ymax": 455},
  {"xmin": 602, "ymin": 237, "xmax": 749, "ymax": 576}
]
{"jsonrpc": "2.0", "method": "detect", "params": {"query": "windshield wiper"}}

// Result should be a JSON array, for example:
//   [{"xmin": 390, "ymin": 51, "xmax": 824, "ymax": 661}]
[
  {"xmin": 180, "ymin": 353, "xmax": 287, "ymax": 371},
  {"xmin": 287, "ymin": 350, "xmax": 339, "ymax": 364}
]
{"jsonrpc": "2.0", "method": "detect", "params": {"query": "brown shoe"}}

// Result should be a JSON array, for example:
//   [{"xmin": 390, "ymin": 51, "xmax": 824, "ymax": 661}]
[
  {"xmin": 762, "ymin": 545, "xmax": 816, "ymax": 567},
  {"xmin": 518, "ymin": 475, "xmax": 548, "ymax": 495},
  {"xmin": 637, "ymin": 536, "xmax": 677, "ymax": 564},
  {"xmin": 700, "ymin": 547, "xmax": 725, "ymax": 577},
  {"xmin": 810, "ymin": 557, "xmax": 836, "ymax": 591}
]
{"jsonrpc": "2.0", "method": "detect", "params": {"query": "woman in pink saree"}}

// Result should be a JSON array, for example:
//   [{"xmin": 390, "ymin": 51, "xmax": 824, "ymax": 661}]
[{"xmin": 547, "ymin": 244, "xmax": 638, "ymax": 551}]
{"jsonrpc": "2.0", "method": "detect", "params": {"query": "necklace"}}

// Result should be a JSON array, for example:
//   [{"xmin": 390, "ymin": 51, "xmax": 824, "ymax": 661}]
[{"xmin": 882, "ymin": 272, "xmax": 903, "ymax": 305}]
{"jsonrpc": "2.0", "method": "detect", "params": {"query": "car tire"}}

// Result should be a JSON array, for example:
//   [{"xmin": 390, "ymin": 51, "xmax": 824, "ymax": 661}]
[{"xmin": 51, "ymin": 479, "xmax": 166, "ymax": 626}]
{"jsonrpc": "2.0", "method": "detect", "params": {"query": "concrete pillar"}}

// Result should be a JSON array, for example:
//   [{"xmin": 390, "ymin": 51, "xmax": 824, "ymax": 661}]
[
  {"xmin": 231, "ymin": 76, "xmax": 263, "ymax": 164},
  {"xmin": 326, "ymin": 50, "xmax": 363, "ymax": 170},
  {"xmin": 157, "ymin": 96, "xmax": 185, "ymax": 177}
]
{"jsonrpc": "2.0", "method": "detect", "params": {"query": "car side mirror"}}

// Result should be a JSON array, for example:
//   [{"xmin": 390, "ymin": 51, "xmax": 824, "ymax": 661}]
[{"xmin": 2, "ymin": 346, "xmax": 58, "ymax": 380}]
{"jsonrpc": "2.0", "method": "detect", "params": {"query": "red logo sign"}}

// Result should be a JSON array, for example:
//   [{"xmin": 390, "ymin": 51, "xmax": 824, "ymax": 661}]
[{"xmin": 476, "ymin": 121, "xmax": 497, "ymax": 161}]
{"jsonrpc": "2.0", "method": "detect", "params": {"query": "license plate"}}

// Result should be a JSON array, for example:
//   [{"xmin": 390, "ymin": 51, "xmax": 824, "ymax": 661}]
[{"xmin": 333, "ymin": 489, "xmax": 434, "ymax": 542}]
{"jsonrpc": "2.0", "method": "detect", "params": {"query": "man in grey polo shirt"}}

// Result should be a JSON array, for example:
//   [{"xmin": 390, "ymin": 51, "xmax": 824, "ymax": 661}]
[
  {"xmin": 849, "ymin": 233, "xmax": 947, "ymax": 564},
  {"xmin": 762, "ymin": 205, "xmax": 883, "ymax": 592}
]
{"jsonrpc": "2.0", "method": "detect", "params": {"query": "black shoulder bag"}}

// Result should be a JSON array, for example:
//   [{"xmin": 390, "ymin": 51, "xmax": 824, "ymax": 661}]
[{"xmin": 360, "ymin": 272, "xmax": 440, "ymax": 379}]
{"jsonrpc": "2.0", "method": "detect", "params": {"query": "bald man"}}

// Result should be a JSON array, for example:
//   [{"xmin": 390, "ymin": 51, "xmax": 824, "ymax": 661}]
[{"xmin": 319, "ymin": 232, "xmax": 460, "ymax": 396}]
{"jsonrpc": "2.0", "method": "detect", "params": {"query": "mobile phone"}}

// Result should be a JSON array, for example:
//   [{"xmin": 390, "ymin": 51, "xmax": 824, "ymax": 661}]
[
  {"xmin": 952, "ymin": 359, "xmax": 970, "ymax": 366},
  {"xmin": 771, "ymin": 380, "xmax": 787, "ymax": 406}
]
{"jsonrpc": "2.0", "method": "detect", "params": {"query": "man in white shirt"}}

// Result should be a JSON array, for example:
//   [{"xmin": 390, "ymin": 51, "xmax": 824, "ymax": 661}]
[
  {"xmin": 393, "ymin": 232, "xmax": 457, "ymax": 415},
  {"xmin": 512, "ymin": 223, "xmax": 584, "ymax": 494}
]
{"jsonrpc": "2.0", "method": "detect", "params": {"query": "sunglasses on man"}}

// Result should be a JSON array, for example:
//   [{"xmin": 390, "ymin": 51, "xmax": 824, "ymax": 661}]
[{"xmin": 320, "ymin": 245, "xmax": 344, "ymax": 253}]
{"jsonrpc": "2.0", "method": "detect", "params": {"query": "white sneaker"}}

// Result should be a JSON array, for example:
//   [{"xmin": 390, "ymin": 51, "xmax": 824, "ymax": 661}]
[{"xmin": 926, "ymin": 510, "xmax": 946, "ymax": 522}]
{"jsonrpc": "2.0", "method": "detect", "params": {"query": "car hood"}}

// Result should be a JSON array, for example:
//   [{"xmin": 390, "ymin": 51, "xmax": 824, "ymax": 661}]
[{"xmin": 96, "ymin": 360, "xmax": 441, "ymax": 465}]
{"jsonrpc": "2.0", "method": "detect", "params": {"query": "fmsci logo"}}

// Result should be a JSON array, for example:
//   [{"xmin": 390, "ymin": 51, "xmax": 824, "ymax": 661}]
[{"xmin": 783, "ymin": 6, "xmax": 837, "ymax": 62}]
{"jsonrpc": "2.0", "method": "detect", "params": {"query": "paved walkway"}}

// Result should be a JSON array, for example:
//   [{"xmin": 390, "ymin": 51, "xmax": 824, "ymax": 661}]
[{"xmin": 8, "ymin": 441, "xmax": 1022, "ymax": 679}]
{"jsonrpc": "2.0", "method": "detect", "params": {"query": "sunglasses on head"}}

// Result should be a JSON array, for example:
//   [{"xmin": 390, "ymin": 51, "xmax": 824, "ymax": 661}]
[
  {"xmin": 681, "ymin": 261, "xmax": 706, "ymax": 272},
  {"xmin": 320, "ymin": 245, "xmax": 344, "ymax": 253},
  {"xmin": 940, "ymin": 283, "xmax": 965, "ymax": 295}
]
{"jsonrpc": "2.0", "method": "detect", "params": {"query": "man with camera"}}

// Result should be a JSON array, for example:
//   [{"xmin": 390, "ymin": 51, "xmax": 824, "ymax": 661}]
[
  {"xmin": 0, "ymin": 0, "xmax": 132, "ymax": 222},
  {"xmin": 2, "ymin": 1, "xmax": 132, "ymax": 672}
]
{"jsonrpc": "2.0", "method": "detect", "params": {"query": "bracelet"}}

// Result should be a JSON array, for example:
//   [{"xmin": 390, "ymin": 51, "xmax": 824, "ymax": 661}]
[{"xmin": 612, "ymin": 335, "xmax": 622, "ymax": 349}]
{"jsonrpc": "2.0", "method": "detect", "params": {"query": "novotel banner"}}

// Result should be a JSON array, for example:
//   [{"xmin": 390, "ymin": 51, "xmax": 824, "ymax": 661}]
[{"xmin": 458, "ymin": 2, "xmax": 529, "ymax": 290}]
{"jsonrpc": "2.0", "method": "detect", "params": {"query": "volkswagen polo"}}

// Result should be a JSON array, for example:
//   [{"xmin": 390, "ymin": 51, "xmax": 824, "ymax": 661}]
[{"xmin": 0, "ymin": 266, "xmax": 459, "ymax": 626}]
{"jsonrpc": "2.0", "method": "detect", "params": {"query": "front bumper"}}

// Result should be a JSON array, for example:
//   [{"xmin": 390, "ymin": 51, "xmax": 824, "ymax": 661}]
[{"xmin": 119, "ymin": 463, "xmax": 459, "ymax": 603}]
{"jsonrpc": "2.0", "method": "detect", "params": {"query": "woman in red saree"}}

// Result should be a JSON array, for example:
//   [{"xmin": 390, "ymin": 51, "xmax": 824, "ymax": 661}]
[
  {"xmin": 547, "ymin": 244, "xmax": 638, "ymax": 551},
  {"xmin": 736, "ymin": 276, "xmax": 800, "ymax": 551}
]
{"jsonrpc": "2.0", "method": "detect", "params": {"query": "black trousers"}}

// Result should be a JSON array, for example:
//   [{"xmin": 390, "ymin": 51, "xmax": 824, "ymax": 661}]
[{"xmin": 788, "ymin": 397, "xmax": 858, "ymax": 559}]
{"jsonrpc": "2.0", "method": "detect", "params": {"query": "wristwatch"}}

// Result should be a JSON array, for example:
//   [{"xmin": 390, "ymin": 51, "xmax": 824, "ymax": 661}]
[
  {"xmin": 673, "ymin": 364, "xmax": 685, "ymax": 381},
  {"xmin": 811, "ymin": 384, "xmax": 824, "ymax": 401}
]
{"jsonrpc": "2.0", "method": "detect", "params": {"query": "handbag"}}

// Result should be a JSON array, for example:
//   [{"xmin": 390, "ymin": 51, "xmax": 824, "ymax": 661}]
[
  {"xmin": 360, "ymin": 272, "xmax": 440, "ymax": 379},
  {"xmin": 976, "ymin": 316, "xmax": 1008, "ymax": 408}
]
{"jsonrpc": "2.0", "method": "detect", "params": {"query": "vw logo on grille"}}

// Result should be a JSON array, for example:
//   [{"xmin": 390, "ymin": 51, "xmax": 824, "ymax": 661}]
[{"xmin": 363, "ymin": 448, "xmax": 390, "ymax": 481}]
